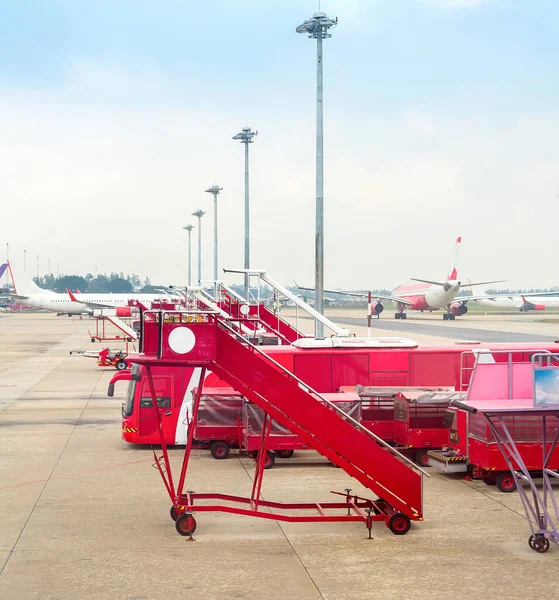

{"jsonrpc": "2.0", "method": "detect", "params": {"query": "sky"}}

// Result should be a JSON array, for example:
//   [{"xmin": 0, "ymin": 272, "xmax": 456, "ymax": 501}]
[{"xmin": 1, "ymin": 0, "xmax": 558, "ymax": 290}]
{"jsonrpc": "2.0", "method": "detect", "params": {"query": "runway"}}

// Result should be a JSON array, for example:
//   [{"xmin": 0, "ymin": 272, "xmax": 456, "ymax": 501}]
[{"xmin": 333, "ymin": 316, "xmax": 559, "ymax": 344}]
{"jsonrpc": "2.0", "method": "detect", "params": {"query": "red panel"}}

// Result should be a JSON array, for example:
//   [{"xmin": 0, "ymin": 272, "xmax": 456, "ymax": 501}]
[
  {"xmin": 293, "ymin": 354, "xmax": 332, "ymax": 392},
  {"xmin": 410, "ymin": 353, "xmax": 460, "ymax": 387},
  {"xmin": 369, "ymin": 351, "xmax": 409, "ymax": 372},
  {"xmin": 331, "ymin": 354, "xmax": 369, "ymax": 391}
]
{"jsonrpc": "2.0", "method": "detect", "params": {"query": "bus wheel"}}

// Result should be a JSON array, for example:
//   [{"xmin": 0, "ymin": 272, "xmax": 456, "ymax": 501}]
[
  {"xmin": 414, "ymin": 450, "xmax": 430, "ymax": 467},
  {"xmin": 175, "ymin": 513, "xmax": 197, "ymax": 536},
  {"xmin": 496, "ymin": 472, "xmax": 516, "ymax": 493},
  {"xmin": 210, "ymin": 441, "xmax": 230, "ymax": 460},
  {"xmin": 387, "ymin": 513, "xmax": 411, "ymax": 535},
  {"xmin": 277, "ymin": 449, "xmax": 294, "ymax": 459}
]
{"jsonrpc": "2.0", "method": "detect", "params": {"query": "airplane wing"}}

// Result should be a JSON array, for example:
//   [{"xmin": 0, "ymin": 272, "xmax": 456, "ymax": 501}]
[
  {"xmin": 294, "ymin": 283, "xmax": 413, "ymax": 306},
  {"xmin": 6, "ymin": 293, "xmax": 29, "ymax": 301}
]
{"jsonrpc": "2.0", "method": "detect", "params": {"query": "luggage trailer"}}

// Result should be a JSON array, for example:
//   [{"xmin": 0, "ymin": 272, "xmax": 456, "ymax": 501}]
[
  {"xmin": 131, "ymin": 309, "xmax": 427, "ymax": 539},
  {"xmin": 427, "ymin": 350, "xmax": 559, "ymax": 492},
  {"xmin": 451, "ymin": 352, "xmax": 559, "ymax": 553}
]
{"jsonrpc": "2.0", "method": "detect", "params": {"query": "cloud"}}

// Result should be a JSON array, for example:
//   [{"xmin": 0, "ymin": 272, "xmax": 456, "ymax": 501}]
[{"xmin": 1, "ymin": 60, "xmax": 558, "ymax": 291}]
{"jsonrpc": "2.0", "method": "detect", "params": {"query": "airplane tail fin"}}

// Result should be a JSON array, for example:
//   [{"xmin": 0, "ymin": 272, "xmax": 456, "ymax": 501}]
[
  {"xmin": 447, "ymin": 236, "xmax": 461, "ymax": 281},
  {"xmin": 7, "ymin": 260, "xmax": 45, "ymax": 295},
  {"xmin": 0, "ymin": 263, "xmax": 7, "ymax": 281}
]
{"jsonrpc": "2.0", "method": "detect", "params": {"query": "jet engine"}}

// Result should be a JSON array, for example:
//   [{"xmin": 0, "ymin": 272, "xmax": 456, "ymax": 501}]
[
  {"xmin": 449, "ymin": 303, "xmax": 468, "ymax": 316},
  {"xmin": 369, "ymin": 302, "xmax": 384, "ymax": 315}
]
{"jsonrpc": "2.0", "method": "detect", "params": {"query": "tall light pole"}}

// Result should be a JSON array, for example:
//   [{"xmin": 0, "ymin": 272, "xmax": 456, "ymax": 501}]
[
  {"xmin": 297, "ymin": 11, "xmax": 337, "ymax": 339},
  {"xmin": 232, "ymin": 127, "xmax": 257, "ymax": 300},
  {"xmin": 56, "ymin": 263, "xmax": 60, "ymax": 278},
  {"xmin": 48, "ymin": 259, "xmax": 51, "ymax": 275},
  {"xmin": 182, "ymin": 225, "xmax": 194, "ymax": 287},
  {"xmin": 191, "ymin": 210, "xmax": 206, "ymax": 286},
  {"xmin": 23, "ymin": 249, "xmax": 26, "ymax": 271},
  {"xmin": 205, "ymin": 185, "xmax": 223, "ymax": 282},
  {"xmin": 36, "ymin": 255, "xmax": 39, "ymax": 280}
]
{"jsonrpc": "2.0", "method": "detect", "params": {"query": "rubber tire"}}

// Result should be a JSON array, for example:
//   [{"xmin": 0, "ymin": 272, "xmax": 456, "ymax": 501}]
[
  {"xmin": 531, "ymin": 534, "xmax": 550, "ymax": 553},
  {"xmin": 388, "ymin": 513, "xmax": 411, "ymax": 535},
  {"xmin": 395, "ymin": 313, "xmax": 401, "ymax": 320},
  {"xmin": 210, "ymin": 441, "xmax": 230, "ymax": 460},
  {"xmin": 175, "ymin": 513, "xmax": 197, "ymax": 536},
  {"xmin": 126, "ymin": 337, "xmax": 133, "ymax": 343},
  {"xmin": 253, "ymin": 451, "xmax": 275, "ymax": 469},
  {"xmin": 414, "ymin": 450, "xmax": 430, "ymax": 467},
  {"xmin": 115, "ymin": 360, "xmax": 127, "ymax": 371},
  {"xmin": 372, "ymin": 498, "xmax": 385, "ymax": 515},
  {"xmin": 443, "ymin": 314, "xmax": 448, "ymax": 321},
  {"xmin": 482, "ymin": 475, "xmax": 497, "ymax": 486},
  {"xmin": 91, "ymin": 338, "xmax": 96, "ymax": 343},
  {"xmin": 170, "ymin": 506, "xmax": 180, "ymax": 521},
  {"xmin": 496, "ymin": 472, "xmax": 516, "ymax": 493},
  {"xmin": 401, "ymin": 313, "xmax": 407, "ymax": 319},
  {"xmin": 277, "ymin": 449, "xmax": 294, "ymax": 459}
]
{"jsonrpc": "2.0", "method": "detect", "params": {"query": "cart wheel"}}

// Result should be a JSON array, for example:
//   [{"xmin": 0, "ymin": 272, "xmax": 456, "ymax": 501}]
[
  {"xmin": 387, "ymin": 513, "xmax": 411, "ymax": 535},
  {"xmin": 91, "ymin": 338, "xmax": 96, "ymax": 343},
  {"xmin": 496, "ymin": 472, "xmax": 516, "ymax": 493},
  {"xmin": 126, "ymin": 337, "xmax": 133, "ymax": 343},
  {"xmin": 414, "ymin": 450, "xmax": 430, "ymax": 467},
  {"xmin": 175, "ymin": 513, "xmax": 197, "ymax": 536},
  {"xmin": 170, "ymin": 506, "xmax": 180, "ymax": 521},
  {"xmin": 277, "ymin": 449, "xmax": 294, "ymax": 459},
  {"xmin": 482, "ymin": 474, "xmax": 497, "ymax": 486},
  {"xmin": 531, "ymin": 534, "xmax": 550, "ymax": 553},
  {"xmin": 528, "ymin": 534, "xmax": 536, "ymax": 550},
  {"xmin": 115, "ymin": 360, "xmax": 127, "ymax": 371},
  {"xmin": 210, "ymin": 441, "xmax": 230, "ymax": 460}
]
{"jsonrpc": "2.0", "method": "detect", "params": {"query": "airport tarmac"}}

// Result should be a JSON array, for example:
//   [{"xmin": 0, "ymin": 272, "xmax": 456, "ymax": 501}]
[{"xmin": 1, "ymin": 312, "xmax": 559, "ymax": 600}]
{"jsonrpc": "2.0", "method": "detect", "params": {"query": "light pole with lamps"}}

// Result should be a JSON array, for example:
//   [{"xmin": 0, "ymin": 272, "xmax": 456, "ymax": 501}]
[
  {"xmin": 296, "ymin": 11, "xmax": 337, "ymax": 338},
  {"xmin": 204, "ymin": 185, "xmax": 223, "ymax": 282},
  {"xmin": 191, "ymin": 210, "xmax": 206, "ymax": 286},
  {"xmin": 232, "ymin": 127, "xmax": 257, "ymax": 300},
  {"xmin": 182, "ymin": 224, "xmax": 194, "ymax": 287}
]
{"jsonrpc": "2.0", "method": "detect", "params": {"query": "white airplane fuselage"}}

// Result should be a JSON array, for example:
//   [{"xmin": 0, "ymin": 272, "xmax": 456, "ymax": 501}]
[{"xmin": 16, "ymin": 292, "xmax": 163, "ymax": 314}]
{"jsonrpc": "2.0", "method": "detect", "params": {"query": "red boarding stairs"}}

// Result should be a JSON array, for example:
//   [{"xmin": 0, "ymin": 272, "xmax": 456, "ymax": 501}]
[{"xmin": 133, "ymin": 311, "xmax": 425, "ymax": 538}]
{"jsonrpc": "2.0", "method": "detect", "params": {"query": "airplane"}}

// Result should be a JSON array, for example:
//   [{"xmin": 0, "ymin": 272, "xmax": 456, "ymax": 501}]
[
  {"xmin": 297, "ymin": 237, "xmax": 507, "ymax": 320},
  {"xmin": 6, "ymin": 260, "xmax": 176, "ymax": 316},
  {"xmin": 473, "ymin": 294, "xmax": 559, "ymax": 312}
]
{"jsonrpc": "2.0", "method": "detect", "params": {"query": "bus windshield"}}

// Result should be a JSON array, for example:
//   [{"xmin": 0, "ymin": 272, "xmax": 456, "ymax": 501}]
[{"xmin": 123, "ymin": 379, "xmax": 137, "ymax": 417}]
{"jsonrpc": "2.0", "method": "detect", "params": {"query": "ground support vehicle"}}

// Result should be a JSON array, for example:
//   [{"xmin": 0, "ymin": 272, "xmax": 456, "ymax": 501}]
[
  {"xmin": 393, "ymin": 390, "xmax": 460, "ymax": 467},
  {"xmin": 428, "ymin": 351, "xmax": 559, "ymax": 492},
  {"xmin": 130, "ymin": 310, "xmax": 427, "ymax": 538},
  {"xmin": 88, "ymin": 310, "xmax": 138, "ymax": 343},
  {"xmin": 84, "ymin": 347, "xmax": 130, "ymax": 370},
  {"xmin": 451, "ymin": 353, "xmax": 559, "ymax": 553}
]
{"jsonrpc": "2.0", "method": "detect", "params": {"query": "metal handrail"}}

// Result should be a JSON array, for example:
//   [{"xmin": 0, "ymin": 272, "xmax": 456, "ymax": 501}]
[{"xmin": 217, "ymin": 318, "xmax": 429, "ymax": 477}]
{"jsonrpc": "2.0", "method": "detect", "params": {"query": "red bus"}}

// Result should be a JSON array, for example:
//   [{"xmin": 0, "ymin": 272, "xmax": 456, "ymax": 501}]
[{"xmin": 109, "ymin": 339, "xmax": 559, "ymax": 445}]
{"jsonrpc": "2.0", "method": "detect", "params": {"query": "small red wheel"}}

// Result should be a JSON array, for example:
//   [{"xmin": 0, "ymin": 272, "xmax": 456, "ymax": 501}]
[
  {"xmin": 277, "ymin": 449, "xmax": 294, "ymax": 459},
  {"xmin": 387, "ymin": 513, "xmax": 411, "ymax": 535},
  {"xmin": 170, "ymin": 506, "xmax": 179, "ymax": 521},
  {"xmin": 482, "ymin": 474, "xmax": 497, "ymax": 486},
  {"xmin": 264, "ymin": 451, "xmax": 275, "ymax": 469},
  {"xmin": 531, "ymin": 534, "xmax": 550, "ymax": 553},
  {"xmin": 175, "ymin": 513, "xmax": 197, "ymax": 536},
  {"xmin": 210, "ymin": 441, "xmax": 230, "ymax": 460},
  {"xmin": 496, "ymin": 472, "xmax": 516, "ymax": 493}
]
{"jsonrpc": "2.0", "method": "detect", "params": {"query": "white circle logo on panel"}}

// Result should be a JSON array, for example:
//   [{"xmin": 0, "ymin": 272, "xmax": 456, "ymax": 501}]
[
  {"xmin": 168, "ymin": 327, "xmax": 196, "ymax": 354},
  {"xmin": 240, "ymin": 304, "xmax": 250, "ymax": 316}
]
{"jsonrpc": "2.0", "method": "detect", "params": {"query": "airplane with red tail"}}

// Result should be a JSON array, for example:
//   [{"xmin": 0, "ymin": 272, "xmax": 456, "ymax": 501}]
[{"xmin": 298, "ymin": 237, "xmax": 506, "ymax": 320}]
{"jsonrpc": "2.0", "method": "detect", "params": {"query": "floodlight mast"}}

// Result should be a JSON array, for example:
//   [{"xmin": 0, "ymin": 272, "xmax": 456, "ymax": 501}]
[
  {"xmin": 297, "ymin": 11, "xmax": 337, "ymax": 339},
  {"xmin": 191, "ymin": 210, "xmax": 206, "ymax": 286},
  {"xmin": 204, "ymin": 185, "xmax": 223, "ymax": 282},
  {"xmin": 182, "ymin": 225, "xmax": 195, "ymax": 286},
  {"xmin": 232, "ymin": 127, "xmax": 257, "ymax": 300}
]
